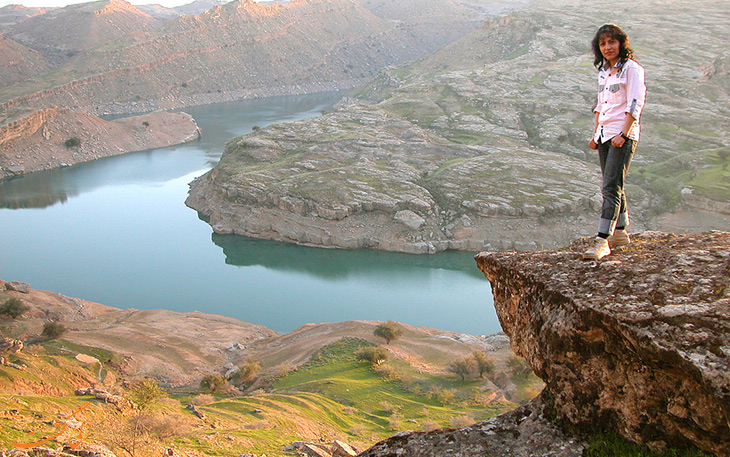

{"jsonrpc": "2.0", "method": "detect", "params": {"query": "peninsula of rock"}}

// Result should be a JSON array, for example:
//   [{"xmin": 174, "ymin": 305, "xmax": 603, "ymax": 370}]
[{"xmin": 0, "ymin": 109, "xmax": 201, "ymax": 178}]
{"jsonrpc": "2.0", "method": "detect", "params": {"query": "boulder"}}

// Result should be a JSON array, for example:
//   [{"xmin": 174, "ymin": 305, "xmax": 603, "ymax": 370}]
[
  {"xmin": 6, "ymin": 282, "xmax": 31, "ymax": 293},
  {"xmin": 1, "ymin": 338, "xmax": 24, "ymax": 354},
  {"xmin": 393, "ymin": 210, "xmax": 426, "ymax": 230},
  {"xmin": 301, "ymin": 444, "xmax": 331, "ymax": 457},
  {"xmin": 332, "ymin": 440, "xmax": 357, "ymax": 457},
  {"xmin": 475, "ymin": 231, "xmax": 730, "ymax": 456}
]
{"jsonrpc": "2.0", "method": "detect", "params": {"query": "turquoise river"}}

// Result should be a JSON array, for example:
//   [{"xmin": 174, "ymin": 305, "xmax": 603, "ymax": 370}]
[{"xmin": 0, "ymin": 92, "xmax": 499, "ymax": 336}]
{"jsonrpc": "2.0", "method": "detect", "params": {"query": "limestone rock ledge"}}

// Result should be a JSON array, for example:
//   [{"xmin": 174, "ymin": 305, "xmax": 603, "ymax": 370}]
[{"xmin": 475, "ymin": 231, "xmax": 730, "ymax": 456}]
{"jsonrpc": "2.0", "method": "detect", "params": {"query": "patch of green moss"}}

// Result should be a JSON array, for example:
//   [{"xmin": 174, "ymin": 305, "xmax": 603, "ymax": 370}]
[{"xmin": 585, "ymin": 431, "xmax": 712, "ymax": 457}]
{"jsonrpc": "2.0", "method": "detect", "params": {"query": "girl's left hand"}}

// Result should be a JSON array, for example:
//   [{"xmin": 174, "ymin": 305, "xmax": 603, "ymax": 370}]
[{"xmin": 611, "ymin": 134, "xmax": 626, "ymax": 148}]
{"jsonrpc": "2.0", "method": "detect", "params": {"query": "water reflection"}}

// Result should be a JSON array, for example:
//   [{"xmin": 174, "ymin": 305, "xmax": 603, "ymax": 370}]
[
  {"xmin": 0, "ymin": 171, "xmax": 73, "ymax": 209},
  {"xmin": 0, "ymin": 146, "xmax": 205, "ymax": 209},
  {"xmin": 212, "ymin": 232, "xmax": 484, "ymax": 281}
]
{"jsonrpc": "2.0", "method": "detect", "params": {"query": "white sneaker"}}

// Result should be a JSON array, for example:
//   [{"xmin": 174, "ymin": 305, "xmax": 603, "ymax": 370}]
[
  {"xmin": 583, "ymin": 237, "xmax": 611, "ymax": 260},
  {"xmin": 608, "ymin": 229, "xmax": 631, "ymax": 248}
]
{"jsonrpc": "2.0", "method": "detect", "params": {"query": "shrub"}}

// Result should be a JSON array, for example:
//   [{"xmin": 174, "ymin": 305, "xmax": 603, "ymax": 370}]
[
  {"xmin": 188, "ymin": 394, "xmax": 215, "ymax": 406},
  {"xmin": 355, "ymin": 346, "xmax": 389, "ymax": 366},
  {"xmin": 138, "ymin": 412, "xmax": 190, "ymax": 438},
  {"xmin": 276, "ymin": 363, "xmax": 293, "ymax": 377},
  {"xmin": 0, "ymin": 298, "xmax": 28, "ymax": 319},
  {"xmin": 387, "ymin": 413, "xmax": 403, "ymax": 431},
  {"xmin": 379, "ymin": 401, "xmax": 401, "ymax": 415},
  {"xmin": 348, "ymin": 424, "xmax": 367, "ymax": 436},
  {"xmin": 41, "ymin": 321, "xmax": 67, "ymax": 339},
  {"xmin": 374, "ymin": 362, "xmax": 402, "ymax": 380},
  {"xmin": 64, "ymin": 137, "xmax": 81, "ymax": 148},
  {"xmin": 200, "ymin": 373, "xmax": 228, "ymax": 393},
  {"xmin": 507, "ymin": 354, "xmax": 533, "ymax": 380},
  {"xmin": 437, "ymin": 388, "xmax": 455, "ymax": 405},
  {"xmin": 450, "ymin": 415, "xmax": 474, "ymax": 428},
  {"xmin": 238, "ymin": 359, "xmax": 261, "ymax": 383},
  {"xmin": 421, "ymin": 420, "xmax": 440, "ymax": 432},
  {"xmin": 373, "ymin": 320, "xmax": 403, "ymax": 344}
]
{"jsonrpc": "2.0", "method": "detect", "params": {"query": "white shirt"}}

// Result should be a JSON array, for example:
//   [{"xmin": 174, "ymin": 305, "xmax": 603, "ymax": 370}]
[{"xmin": 593, "ymin": 59, "xmax": 646, "ymax": 143}]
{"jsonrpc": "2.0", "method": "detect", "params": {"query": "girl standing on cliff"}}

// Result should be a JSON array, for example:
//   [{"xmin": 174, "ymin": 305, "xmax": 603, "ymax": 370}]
[{"xmin": 583, "ymin": 23, "xmax": 646, "ymax": 260}]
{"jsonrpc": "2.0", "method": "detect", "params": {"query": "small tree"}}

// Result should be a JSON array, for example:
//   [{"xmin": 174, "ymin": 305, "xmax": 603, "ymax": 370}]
[
  {"xmin": 507, "ymin": 354, "xmax": 533, "ymax": 380},
  {"xmin": 129, "ymin": 378, "xmax": 165, "ymax": 411},
  {"xmin": 0, "ymin": 298, "xmax": 29, "ymax": 319},
  {"xmin": 112, "ymin": 378, "xmax": 166, "ymax": 457},
  {"xmin": 355, "ymin": 346, "xmax": 389, "ymax": 366},
  {"xmin": 41, "ymin": 321, "xmax": 66, "ymax": 339},
  {"xmin": 201, "ymin": 373, "xmax": 228, "ymax": 393},
  {"xmin": 472, "ymin": 350, "xmax": 496, "ymax": 379},
  {"xmin": 448, "ymin": 357, "xmax": 475, "ymax": 381},
  {"xmin": 374, "ymin": 320, "xmax": 403, "ymax": 344}
]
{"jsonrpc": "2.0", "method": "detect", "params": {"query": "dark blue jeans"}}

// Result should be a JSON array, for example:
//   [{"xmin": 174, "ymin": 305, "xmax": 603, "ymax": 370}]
[{"xmin": 597, "ymin": 138, "xmax": 636, "ymax": 236}]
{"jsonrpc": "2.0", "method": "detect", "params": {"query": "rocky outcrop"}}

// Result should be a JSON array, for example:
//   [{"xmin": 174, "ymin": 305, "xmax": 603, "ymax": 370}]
[
  {"xmin": 75, "ymin": 387, "xmax": 134, "ymax": 412},
  {"xmin": 0, "ymin": 107, "xmax": 57, "ymax": 144},
  {"xmin": 358, "ymin": 391, "xmax": 585, "ymax": 456},
  {"xmin": 286, "ymin": 440, "xmax": 358, "ymax": 457},
  {"xmin": 475, "ymin": 231, "xmax": 730, "ymax": 456},
  {"xmin": 0, "ymin": 338, "xmax": 24, "ymax": 354},
  {"xmin": 0, "ymin": 109, "xmax": 201, "ymax": 178}
]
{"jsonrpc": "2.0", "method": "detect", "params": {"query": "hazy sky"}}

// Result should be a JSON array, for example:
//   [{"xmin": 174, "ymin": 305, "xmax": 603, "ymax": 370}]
[{"xmin": 0, "ymin": 0, "xmax": 203, "ymax": 8}]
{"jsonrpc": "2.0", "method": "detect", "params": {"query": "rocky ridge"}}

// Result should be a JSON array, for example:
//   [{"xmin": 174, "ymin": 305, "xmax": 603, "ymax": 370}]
[
  {"xmin": 0, "ymin": 0, "xmax": 488, "ymax": 117},
  {"xmin": 188, "ymin": 0, "xmax": 730, "ymax": 253}
]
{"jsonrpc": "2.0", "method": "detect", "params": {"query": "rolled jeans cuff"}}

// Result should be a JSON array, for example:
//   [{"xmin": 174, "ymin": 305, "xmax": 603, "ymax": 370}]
[{"xmin": 599, "ymin": 212, "xmax": 629, "ymax": 236}]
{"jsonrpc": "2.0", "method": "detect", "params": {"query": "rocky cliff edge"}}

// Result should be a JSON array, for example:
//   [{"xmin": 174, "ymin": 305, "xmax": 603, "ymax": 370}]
[
  {"xmin": 477, "ymin": 231, "xmax": 729, "ymax": 456},
  {"xmin": 360, "ymin": 231, "xmax": 729, "ymax": 456}
]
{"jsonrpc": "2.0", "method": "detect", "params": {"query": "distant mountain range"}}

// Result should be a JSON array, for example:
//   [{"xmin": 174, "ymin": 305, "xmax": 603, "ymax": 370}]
[{"xmin": 0, "ymin": 0, "xmax": 491, "ymax": 118}]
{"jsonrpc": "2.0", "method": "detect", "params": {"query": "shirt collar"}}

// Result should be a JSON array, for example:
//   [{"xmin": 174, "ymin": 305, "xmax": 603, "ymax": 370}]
[{"xmin": 603, "ymin": 58, "xmax": 627, "ymax": 72}]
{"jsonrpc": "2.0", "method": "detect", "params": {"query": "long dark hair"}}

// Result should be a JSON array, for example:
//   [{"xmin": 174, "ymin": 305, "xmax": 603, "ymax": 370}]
[{"xmin": 592, "ymin": 23, "xmax": 635, "ymax": 69}]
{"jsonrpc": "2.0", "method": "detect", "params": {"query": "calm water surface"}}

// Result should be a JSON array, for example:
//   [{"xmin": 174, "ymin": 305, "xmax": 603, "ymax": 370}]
[{"xmin": 0, "ymin": 92, "xmax": 499, "ymax": 335}]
